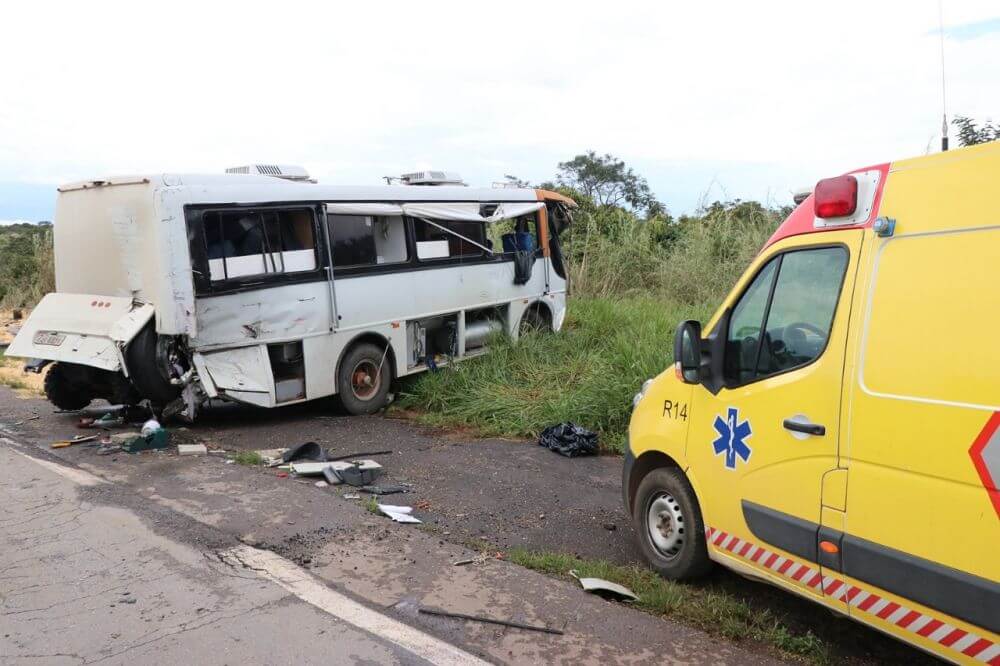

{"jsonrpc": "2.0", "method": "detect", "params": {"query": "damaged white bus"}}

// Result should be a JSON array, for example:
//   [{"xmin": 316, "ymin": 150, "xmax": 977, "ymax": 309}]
[{"xmin": 4, "ymin": 166, "xmax": 575, "ymax": 418}]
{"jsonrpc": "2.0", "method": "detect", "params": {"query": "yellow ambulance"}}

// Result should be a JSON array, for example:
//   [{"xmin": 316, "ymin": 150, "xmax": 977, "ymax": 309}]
[{"xmin": 624, "ymin": 141, "xmax": 1000, "ymax": 663}]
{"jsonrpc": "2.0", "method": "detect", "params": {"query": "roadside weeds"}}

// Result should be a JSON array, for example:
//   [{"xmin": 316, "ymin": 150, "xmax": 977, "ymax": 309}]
[{"xmin": 508, "ymin": 548, "xmax": 830, "ymax": 664}]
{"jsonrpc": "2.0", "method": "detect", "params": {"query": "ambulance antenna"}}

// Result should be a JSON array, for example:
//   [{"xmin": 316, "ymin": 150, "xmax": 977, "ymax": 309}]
[{"xmin": 938, "ymin": 0, "xmax": 949, "ymax": 151}]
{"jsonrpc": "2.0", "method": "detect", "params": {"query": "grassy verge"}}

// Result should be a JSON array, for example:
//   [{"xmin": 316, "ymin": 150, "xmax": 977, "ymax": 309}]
[
  {"xmin": 230, "ymin": 450, "xmax": 263, "ymax": 466},
  {"xmin": 0, "ymin": 356, "xmax": 46, "ymax": 397},
  {"xmin": 509, "ymin": 548, "xmax": 829, "ymax": 663},
  {"xmin": 398, "ymin": 296, "xmax": 711, "ymax": 452}
]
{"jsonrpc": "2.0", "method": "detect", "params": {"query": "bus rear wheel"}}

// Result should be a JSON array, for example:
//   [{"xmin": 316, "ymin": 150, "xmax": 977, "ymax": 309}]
[
  {"xmin": 44, "ymin": 362, "xmax": 93, "ymax": 411},
  {"xmin": 337, "ymin": 342, "xmax": 391, "ymax": 415}
]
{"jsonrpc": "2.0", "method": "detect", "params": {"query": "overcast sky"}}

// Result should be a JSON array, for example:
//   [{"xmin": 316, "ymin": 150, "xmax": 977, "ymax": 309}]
[{"xmin": 1, "ymin": 0, "xmax": 998, "ymax": 223}]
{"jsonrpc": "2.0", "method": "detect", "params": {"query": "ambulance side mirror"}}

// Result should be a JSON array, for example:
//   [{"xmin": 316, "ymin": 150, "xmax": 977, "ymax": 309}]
[
  {"xmin": 674, "ymin": 320, "xmax": 703, "ymax": 384},
  {"xmin": 674, "ymin": 310, "xmax": 730, "ymax": 394}
]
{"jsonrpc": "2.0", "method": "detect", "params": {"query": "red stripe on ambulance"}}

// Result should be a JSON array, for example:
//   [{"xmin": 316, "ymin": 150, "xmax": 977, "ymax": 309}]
[{"xmin": 705, "ymin": 526, "xmax": 999, "ymax": 664}]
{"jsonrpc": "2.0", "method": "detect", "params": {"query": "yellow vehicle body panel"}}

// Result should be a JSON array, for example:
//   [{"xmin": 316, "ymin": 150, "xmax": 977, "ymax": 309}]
[{"xmin": 626, "ymin": 142, "xmax": 1000, "ymax": 664}]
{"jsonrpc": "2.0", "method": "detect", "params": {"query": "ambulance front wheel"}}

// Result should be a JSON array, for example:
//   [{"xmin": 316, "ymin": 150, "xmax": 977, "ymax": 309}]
[{"xmin": 633, "ymin": 467, "xmax": 712, "ymax": 580}]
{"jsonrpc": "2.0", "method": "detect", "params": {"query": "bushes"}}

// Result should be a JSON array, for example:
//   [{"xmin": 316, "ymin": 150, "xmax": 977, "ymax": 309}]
[{"xmin": 0, "ymin": 225, "xmax": 54, "ymax": 309}]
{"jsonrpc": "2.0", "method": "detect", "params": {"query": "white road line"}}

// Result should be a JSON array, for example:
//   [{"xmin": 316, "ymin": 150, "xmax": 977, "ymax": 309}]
[
  {"xmin": 220, "ymin": 545, "xmax": 490, "ymax": 666},
  {"xmin": 3, "ymin": 438, "xmax": 105, "ymax": 487}
]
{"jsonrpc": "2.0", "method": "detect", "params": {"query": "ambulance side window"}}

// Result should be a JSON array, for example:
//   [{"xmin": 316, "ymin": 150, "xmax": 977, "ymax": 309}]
[{"xmin": 724, "ymin": 246, "xmax": 848, "ymax": 385}]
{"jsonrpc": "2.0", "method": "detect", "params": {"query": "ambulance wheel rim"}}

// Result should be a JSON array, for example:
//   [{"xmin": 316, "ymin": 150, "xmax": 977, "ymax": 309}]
[{"xmin": 647, "ymin": 492, "xmax": 685, "ymax": 558}]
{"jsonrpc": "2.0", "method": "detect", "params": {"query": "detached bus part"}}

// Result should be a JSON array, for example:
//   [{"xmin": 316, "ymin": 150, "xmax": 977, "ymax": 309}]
[{"xmin": 4, "ymin": 167, "xmax": 575, "ymax": 419}]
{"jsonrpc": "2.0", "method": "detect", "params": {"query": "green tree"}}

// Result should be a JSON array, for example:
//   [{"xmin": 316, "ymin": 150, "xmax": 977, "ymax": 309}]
[
  {"xmin": 952, "ymin": 116, "xmax": 999, "ymax": 146},
  {"xmin": 556, "ymin": 151, "xmax": 666, "ymax": 218}
]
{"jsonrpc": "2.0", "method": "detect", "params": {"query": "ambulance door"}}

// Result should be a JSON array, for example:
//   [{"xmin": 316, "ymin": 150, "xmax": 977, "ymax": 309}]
[{"xmin": 688, "ymin": 230, "xmax": 863, "ymax": 599}]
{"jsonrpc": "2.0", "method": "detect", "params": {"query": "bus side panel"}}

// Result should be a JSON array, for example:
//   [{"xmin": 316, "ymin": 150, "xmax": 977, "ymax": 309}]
[{"xmin": 191, "ymin": 281, "xmax": 332, "ymax": 350}]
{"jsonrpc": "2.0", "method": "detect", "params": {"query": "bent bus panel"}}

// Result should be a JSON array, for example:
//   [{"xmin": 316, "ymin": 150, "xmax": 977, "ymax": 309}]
[
  {"xmin": 4, "ymin": 172, "xmax": 575, "ymax": 419},
  {"xmin": 624, "ymin": 141, "xmax": 1000, "ymax": 664}
]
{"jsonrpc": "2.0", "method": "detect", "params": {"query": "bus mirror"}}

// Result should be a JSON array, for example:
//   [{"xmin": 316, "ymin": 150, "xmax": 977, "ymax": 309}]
[{"xmin": 674, "ymin": 320, "xmax": 703, "ymax": 384}]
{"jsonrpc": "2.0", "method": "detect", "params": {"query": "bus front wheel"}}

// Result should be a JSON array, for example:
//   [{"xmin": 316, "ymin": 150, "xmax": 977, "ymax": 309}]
[{"xmin": 337, "ymin": 343, "xmax": 391, "ymax": 415}]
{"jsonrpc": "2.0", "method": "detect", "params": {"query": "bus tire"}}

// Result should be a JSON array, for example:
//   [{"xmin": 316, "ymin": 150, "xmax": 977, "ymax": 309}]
[
  {"xmin": 519, "ymin": 306, "xmax": 549, "ymax": 334},
  {"xmin": 633, "ymin": 467, "xmax": 712, "ymax": 580},
  {"xmin": 44, "ymin": 363, "xmax": 93, "ymax": 411},
  {"xmin": 337, "ymin": 342, "xmax": 391, "ymax": 416},
  {"xmin": 125, "ymin": 325, "xmax": 182, "ymax": 405}
]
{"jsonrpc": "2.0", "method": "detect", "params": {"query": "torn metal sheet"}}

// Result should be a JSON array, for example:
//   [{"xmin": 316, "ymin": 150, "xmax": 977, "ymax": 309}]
[
  {"xmin": 570, "ymin": 570, "xmax": 638, "ymax": 602},
  {"xmin": 378, "ymin": 504, "xmax": 422, "ymax": 524},
  {"xmin": 199, "ymin": 345, "xmax": 271, "ymax": 393}
]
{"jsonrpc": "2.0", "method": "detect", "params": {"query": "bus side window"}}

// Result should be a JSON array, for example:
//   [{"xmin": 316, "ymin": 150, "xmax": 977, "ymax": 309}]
[
  {"xmin": 413, "ymin": 218, "xmax": 488, "ymax": 261},
  {"xmin": 328, "ymin": 215, "xmax": 408, "ymax": 269},
  {"xmin": 204, "ymin": 208, "xmax": 317, "ymax": 281}
]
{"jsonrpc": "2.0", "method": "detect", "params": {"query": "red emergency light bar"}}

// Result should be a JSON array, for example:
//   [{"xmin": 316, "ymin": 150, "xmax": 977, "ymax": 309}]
[{"xmin": 814, "ymin": 175, "xmax": 858, "ymax": 219}]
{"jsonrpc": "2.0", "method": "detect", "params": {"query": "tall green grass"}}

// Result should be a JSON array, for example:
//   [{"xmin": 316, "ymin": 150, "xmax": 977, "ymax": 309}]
[
  {"xmin": 400, "ymin": 297, "xmax": 712, "ymax": 452},
  {"xmin": 401, "ymin": 200, "xmax": 783, "ymax": 449}
]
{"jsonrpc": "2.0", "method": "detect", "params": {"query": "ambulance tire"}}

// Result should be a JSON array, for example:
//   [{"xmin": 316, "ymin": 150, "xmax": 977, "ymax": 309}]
[
  {"xmin": 125, "ymin": 325, "xmax": 182, "ymax": 406},
  {"xmin": 44, "ymin": 363, "xmax": 93, "ymax": 411},
  {"xmin": 337, "ymin": 342, "xmax": 391, "ymax": 416},
  {"xmin": 633, "ymin": 467, "xmax": 712, "ymax": 580}
]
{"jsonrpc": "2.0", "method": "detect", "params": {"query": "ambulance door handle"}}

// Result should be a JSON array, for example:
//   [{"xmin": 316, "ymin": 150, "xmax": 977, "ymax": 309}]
[{"xmin": 783, "ymin": 419, "xmax": 825, "ymax": 436}]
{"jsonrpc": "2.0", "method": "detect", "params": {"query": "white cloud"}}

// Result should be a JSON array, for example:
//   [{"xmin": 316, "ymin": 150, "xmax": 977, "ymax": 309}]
[{"xmin": 1, "ymin": 0, "xmax": 998, "ymax": 214}]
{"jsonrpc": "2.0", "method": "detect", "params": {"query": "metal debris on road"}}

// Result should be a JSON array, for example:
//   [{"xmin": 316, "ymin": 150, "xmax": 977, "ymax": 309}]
[
  {"xmin": 378, "ymin": 504, "xmax": 422, "ymax": 524},
  {"xmin": 325, "ymin": 449, "xmax": 393, "ymax": 462},
  {"xmin": 51, "ymin": 435, "xmax": 99, "ymax": 449},
  {"xmin": 570, "ymin": 570, "xmax": 638, "ymax": 602},
  {"xmin": 418, "ymin": 607, "xmax": 563, "ymax": 635}
]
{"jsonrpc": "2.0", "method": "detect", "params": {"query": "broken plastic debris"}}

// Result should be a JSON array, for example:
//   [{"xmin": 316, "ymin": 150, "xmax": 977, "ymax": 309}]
[
  {"xmin": 378, "ymin": 504, "xmax": 422, "ymax": 524},
  {"xmin": 570, "ymin": 570, "xmax": 637, "ymax": 602}
]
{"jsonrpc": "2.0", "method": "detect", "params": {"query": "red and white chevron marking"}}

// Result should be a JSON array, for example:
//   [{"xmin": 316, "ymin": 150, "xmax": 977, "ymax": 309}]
[{"xmin": 705, "ymin": 526, "xmax": 1000, "ymax": 665}]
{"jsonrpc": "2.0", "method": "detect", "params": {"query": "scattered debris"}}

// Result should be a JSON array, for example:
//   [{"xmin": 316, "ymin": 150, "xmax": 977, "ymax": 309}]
[
  {"xmin": 322, "ymin": 466, "xmax": 342, "ymax": 485},
  {"xmin": 418, "ymin": 607, "xmax": 563, "ymax": 635},
  {"xmin": 413, "ymin": 499, "xmax": 432, "ymax": 510},
  {"xmin": 97, "ymin": 445, "xmax": 121, "ymax": 456},
  {"xmin": 291, "ymin": 459, "xmax": 382, "ymax": 483},
  {"xmin": 359, "ymin": 483, "xmax": 410, "ymax": 495},
  {"xmin": 453, "ymin": 553, "xmax": 490, "ymax": 567},
  {"xmin": 314, "ymin": 480, "xmax": 329, "ymax": 488},
  {"xmin": 538, "ymin": 422, "xmax": 599, "ymax": 457},
  {"xmin": 378, "ymin": 504, "xmax": 422, "ymax": 524},
  {"xmin": 178, "ymin": 444, "xmax": 207, "ymax": 456},
  {"xmin": 282, "ymin": 441, "xmax": 326, "ymax": 464},
  {"xmin": 276, "ymin": 471, "xmax": 289, "ymax": 478},
  {"xmin": 141, "ymin": 419, "xmax": 161, "ymax": 438},
  {"xmin": 121, "ymin": 427, "xmax": 170, "ymax": 453},
  {"xmin": 337, "ymin": 460, "xmax": 384, "ymax": 487},
  {"xmin": 51, "ymin": 435, "xmax": 99, "ymax": 449},
  {"xmin": 342, "ymin": 493, "xmax": 361, "ymax": 500},
  {"xmin": 14, "ymin": 415, "xmax": 40, "ymax": 426},
  {"xmin": 325, "ymin": 449, "xmax": 393, "ymax": 462},
  {"xmin": 570, "ymin": 570, "xmax": 637, "ymax": 602}
]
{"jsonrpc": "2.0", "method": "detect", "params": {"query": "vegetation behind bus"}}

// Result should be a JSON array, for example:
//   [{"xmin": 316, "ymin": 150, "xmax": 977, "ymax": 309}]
[{"xmin": 402, "ymin": 154, "xmax": 786, "ymax": 451}]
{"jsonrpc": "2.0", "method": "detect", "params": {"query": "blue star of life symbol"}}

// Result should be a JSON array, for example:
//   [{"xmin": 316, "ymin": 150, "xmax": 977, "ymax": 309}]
[{"xmin": 712, "ymin": 407, "xmax": 752, "ymax": 470}]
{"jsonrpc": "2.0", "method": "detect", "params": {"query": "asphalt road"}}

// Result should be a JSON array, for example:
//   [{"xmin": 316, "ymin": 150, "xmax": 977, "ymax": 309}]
[{"xmin": 0, "ymin": 388, "xmax": 781, "ymax": 665}]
